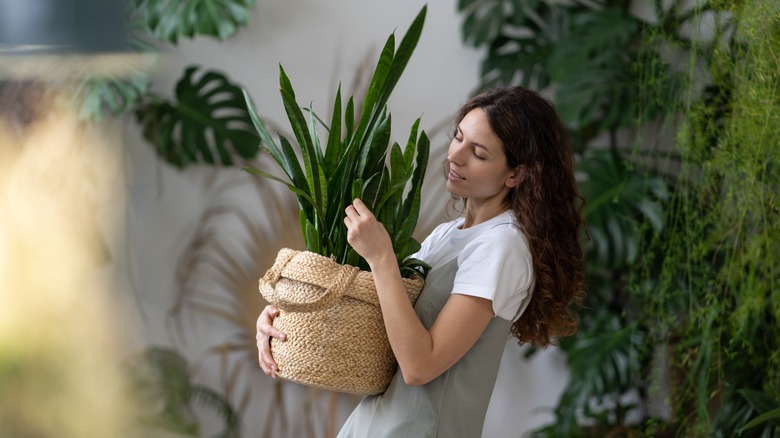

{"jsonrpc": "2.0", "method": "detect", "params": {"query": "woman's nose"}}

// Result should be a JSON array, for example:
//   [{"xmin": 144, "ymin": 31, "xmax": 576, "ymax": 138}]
[{"xmin": 447, "ymin": 140, "xmax": 466, "ymax": 165}]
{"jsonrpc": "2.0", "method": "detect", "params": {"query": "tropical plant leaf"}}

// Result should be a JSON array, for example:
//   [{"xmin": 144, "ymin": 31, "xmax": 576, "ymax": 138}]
[
  {"xmin": 579, "ymin": 149, "xmax": 668, "ymax": 269},
  {"xmin": 546, "ymin": 8, "xmax": 640, "ymax": 130},
  {"xmin": 136, "ymin": 66, "xmax": 259, "ymax": 168},
  {"xmin": 132, "ymin": 0, "xmax": 256, "ymax": 43},
  {"xmin": 459, "ymin": 0, "xmax": 508, "ymax": 47},
  {"xmin": 73, "ymin": 14, "xmax": 157, "ymax": 121},
  {"xmin": 461, "ymin": 0, "xmax": 643, "ymax": 140},
  {"xmin": 76, "ymin": 71, "xmax": 152, "ymax": 121},
  {"xmin": 126, "ymin": 346, "xmax": 241, "ymax": 437},
  {"xmin": 543, "ymin": 314, "xmax": 643, "ymax": 437},
  {"xmin": 461, "ymin": 0, "xmax": 595, "ymax": 89}
]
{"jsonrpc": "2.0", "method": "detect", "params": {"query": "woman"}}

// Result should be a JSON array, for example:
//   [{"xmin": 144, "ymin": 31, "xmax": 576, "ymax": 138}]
[{"xmin": 256, "ymin": 86, "xmax": 586, "ymax": 437}]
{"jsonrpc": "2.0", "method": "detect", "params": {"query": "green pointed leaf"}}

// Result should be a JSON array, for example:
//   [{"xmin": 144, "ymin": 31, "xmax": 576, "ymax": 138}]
[
  {"xmin": 357, "ymin": 34, "xmax": 395, "ymax": 138},
  {"xmin": 279, "ymin": 67, "xmax": 323, "ymax": 205},
  {"xmin": 739, "ymin": 407, "xmax": 780, "ymax": 433},
  {"xmin": 401, "ymin": 131, "xmax": 429, "ymax": 220},
  {"xmin": 357, "ymin": 111, "xmax": 391, "ymax": 177},
  {"xmin": 278, "ymin": 135, "xmax": 311, "ymax": 209},
  {"xmin": 324, "ymin": 84, "xmax": 343, "ymax": 173},
  {"xmin": 351, "ymin": 179, "xmax": 363, "ymax": 202},
  {"xmin": 240, "ymin": 6, "xmax": 429, "ymax": 277},
  {"xmin": 306, "ymin": 104, "xmax": 328, "ymax": 208},
  {"xmin": 379, "ymin": 5, "xmax": 426, "ymax": 106},
  {"xmin": 344, "ymin": 96, "xmax": 355, "ymax": 145},
  {"xmin": 355, "ymin": 5, "xmax": 426, "ymax": 148},
  {"xmin": 403, "ymin": 118, "xmax": 420, "ymax": 170},
  {"xmin": 389, "ymin": 142, "xmax": 405, "ymax": 184},
  {"xmin": 304, "ymin": 219, "xmax": 320, "ymax": 254},
  {"xmin": 242, "ymin": 166, "xmax": 322, "ymax": 219}
]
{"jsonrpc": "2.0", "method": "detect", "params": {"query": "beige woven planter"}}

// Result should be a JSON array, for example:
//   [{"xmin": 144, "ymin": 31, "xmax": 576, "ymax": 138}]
[{"xmin": 259, "ymin": 248, "xmax": 424, "ymax": 395}]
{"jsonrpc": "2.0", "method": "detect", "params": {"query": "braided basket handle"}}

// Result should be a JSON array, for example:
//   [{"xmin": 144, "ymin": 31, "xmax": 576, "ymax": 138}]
[{"xmin": 260, "ymin": 249, "xmax": 360, "ymax": 313}]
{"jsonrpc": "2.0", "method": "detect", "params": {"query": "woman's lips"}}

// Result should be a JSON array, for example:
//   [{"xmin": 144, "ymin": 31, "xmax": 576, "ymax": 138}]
[{"xmin": 448, "ymin": 170, "xmax": 465, "ymax": 181}]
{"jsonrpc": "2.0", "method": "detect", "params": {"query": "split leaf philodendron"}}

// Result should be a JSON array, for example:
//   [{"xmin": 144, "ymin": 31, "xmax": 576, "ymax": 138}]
[{"xmin": 243, "ymin": 5, "xmax": 430, "ymax": 279}]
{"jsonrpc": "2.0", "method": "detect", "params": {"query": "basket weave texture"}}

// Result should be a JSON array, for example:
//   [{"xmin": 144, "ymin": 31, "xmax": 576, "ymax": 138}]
[{"xmin": 259, "ymin": 248, "xmax": 424, "ymax": 395}]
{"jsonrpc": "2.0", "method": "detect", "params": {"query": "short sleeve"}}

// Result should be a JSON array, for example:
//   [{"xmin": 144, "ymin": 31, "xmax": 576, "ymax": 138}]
[{"xmin": 452, "ymin": 224, "xmax": 534, "ymax": 320}]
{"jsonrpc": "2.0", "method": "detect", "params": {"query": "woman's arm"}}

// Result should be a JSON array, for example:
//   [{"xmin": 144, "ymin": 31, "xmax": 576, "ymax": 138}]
[{"xmin": 345, "ymin": 199, "xmax": 494, "ymax": 386}]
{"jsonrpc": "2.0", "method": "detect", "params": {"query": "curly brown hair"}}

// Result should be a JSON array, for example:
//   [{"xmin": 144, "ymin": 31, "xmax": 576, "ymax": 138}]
[{"xmin": 453, "ymin": 86, "xmax": 586, "ymax": 347}]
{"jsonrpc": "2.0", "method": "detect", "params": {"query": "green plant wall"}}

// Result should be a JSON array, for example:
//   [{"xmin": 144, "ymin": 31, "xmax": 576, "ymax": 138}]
[
  {"xmin": 646, "ymin": 0, "xmax": 780, "ymax": 435},
  {"xmin": 458, "ymin": 0, "xmax": 780, "ymax": 436}
]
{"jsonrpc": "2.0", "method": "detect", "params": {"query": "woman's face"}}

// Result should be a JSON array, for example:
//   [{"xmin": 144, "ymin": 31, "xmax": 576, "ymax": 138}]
[{"xmin": 446, "ymin": 108, "xmax": 518, "ymax": 205}]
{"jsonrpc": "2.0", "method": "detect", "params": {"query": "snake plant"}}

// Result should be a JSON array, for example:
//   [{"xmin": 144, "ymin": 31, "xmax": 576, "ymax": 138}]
[{"xmin": 243, "ymin": 6, "xmax": 430, "ymax": 278}]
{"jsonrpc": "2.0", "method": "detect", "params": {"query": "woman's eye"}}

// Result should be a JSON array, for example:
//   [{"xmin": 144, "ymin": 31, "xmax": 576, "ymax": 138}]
[{"xmin": 473, "ymin": 149, "xmax": 486, "ymax": 160}]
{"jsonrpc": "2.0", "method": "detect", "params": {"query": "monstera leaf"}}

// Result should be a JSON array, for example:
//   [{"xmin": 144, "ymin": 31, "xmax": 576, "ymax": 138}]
[
  {"xmin": 76, "ymin": 70, "xmax": 152, "ymax": 121},
  {"xmin": 133, "ymin": 0, "xmax": 256, "ymax": 43},
  {"xmin": 460, "ymin": 0, "xmax": 563, "ymax": 88},
  {"xmin": 136, "ymin": 66, "xmax": 259, "ymax": 168},
  {"xmin": 75, "ymin": 33, "xmax": 157, "ymax": 121},
  {"xmin": 458, "ymin": 0, "xmax": 608, "ymax": 89},
  {"xmin": 545, "ymin": 8, "xmax": 640, "ymax": 131},
  {"xmin": 579, "ymin": 149, "xmax": 668, "ymax": 269},
  {"xmin": 537, "ymin": 314, "xmax": 644, "ymax": 437},
  {"xmin": 74, "ymin": 14, "xmax": 159, "ymax": 121}
]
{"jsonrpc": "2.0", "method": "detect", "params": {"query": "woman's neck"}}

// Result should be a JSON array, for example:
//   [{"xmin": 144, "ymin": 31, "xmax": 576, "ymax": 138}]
[{"xmin": 461, "ymin": 200, "xmax": 509, "ymax": 229}]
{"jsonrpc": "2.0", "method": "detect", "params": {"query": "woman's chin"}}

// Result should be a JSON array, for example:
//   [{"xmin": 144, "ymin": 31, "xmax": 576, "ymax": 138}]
[{"xmin": 445, "ymin": 182, "xmax": 465, "ymax": 198}]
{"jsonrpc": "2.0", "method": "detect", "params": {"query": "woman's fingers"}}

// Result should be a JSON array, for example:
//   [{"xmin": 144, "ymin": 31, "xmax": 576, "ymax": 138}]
[
  {"xmin": 351, "ymin": 198, "xmax": 372, "ymax": 217},
  {"xmin": 344, "ymin": 198, "xmax": 393, "ymax": 264},
  {"xmin": 256, "ymin": 333, "xmax": 277, "ymax": 378},
  {"xmin": 256, "ymin": 305, "xmax": 286, "ymax": 378},
  {"xmin": 347, "ymin": 198, "xmax": 376, "ymax": 221}
]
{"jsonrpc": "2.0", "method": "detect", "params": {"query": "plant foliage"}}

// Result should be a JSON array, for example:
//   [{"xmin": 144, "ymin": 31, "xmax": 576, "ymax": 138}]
[
  {"xmin": 126, "ymin": 346, "xmax": 241, "ymax": 437},
  {"xmin": 133, "ymin": 0, "xmax": 257, "ymax": 43},
  {"xmin": 579, "ymin": 149, "xmax": 668, "ymax": 269},
  {"xmin": 136, "ymin": 66, "xmax": 260, "ymax": 168},
  {"xmin": 78, "ymin": 0, "xmax": 263, "ymax": 169},
  {"xmin": 458, "ymin": 0, "xmax": 679, "ymax": 144},
  {"xmin": 459, "ymin": 0, "xmax": 780, "ymax": 436},
  {"xmin": 74, "ymin": 8, "xmax": 157, "ymax": 121},
  {"xmin": 242, "ymin": 6, "xmax": 430, "ymax": 277}
]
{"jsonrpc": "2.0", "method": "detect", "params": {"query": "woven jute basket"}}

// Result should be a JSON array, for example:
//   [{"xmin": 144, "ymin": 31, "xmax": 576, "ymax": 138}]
[{"xmin": 259, "ymin": 248, "xmax": 424, "ymax": 395}]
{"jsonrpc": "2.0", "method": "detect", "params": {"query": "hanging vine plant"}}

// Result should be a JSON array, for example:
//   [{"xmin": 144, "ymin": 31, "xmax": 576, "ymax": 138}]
[
  {"xmin": 458, "ymin": 0, "xmax": 780, "ymax": 436},
  {"xmin": 647, "ymin": 1, "xmax": 780, "ymax": 435}
]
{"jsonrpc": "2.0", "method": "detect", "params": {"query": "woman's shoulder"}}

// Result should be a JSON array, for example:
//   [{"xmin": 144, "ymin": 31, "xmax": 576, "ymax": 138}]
[
  {"xmin": 424, "ymin": 217, "xmax": 464, "ymax": 241},
  {"xmin": 476, "ymin": 211, "xmax": 526, "ymax": 240},
  {"xmin": 465, "ymin": 212, "xmax": 531, "ymax": 258}
]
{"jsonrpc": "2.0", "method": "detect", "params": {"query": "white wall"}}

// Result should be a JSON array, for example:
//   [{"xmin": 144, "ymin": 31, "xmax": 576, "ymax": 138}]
[{"xmin": 119, "ymin": 1, "xmax": 568, "ymax": 436}]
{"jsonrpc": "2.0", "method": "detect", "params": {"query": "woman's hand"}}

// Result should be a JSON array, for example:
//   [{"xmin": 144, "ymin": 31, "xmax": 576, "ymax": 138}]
[
  {"xmin": 256, "ymin": 304, "xmax": 286, "ymax": 378},
  {"xmin": 344, "ymin": 198, "xmax": 394, "ymax": 267}
]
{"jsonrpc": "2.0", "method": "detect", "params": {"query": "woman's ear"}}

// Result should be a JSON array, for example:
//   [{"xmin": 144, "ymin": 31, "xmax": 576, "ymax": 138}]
[{"xmin": 505, "ymin": 165, "xmax": 522, "ymax": 188}]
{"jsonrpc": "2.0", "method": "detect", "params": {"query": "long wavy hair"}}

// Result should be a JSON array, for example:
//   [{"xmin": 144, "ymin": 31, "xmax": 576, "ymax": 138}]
[{"xmin": 453, "ymin": 86, "xmax": 586, "ymax": 347}]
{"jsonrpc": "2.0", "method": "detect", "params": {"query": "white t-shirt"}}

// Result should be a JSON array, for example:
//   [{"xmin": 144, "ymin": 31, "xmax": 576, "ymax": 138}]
[{"xmin": 413, "ymin": 210, "xmax": 535, "ymax": 321}]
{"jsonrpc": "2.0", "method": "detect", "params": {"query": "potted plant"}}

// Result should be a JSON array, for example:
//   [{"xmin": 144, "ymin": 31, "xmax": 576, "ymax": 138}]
[{"xmin": 242, "ymin": 6, "xmax": 429, "ymax": 395}]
